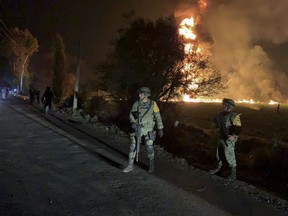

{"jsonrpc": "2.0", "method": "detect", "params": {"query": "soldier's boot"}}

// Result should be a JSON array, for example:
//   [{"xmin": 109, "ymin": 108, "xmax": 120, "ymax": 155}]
[
  {"xmin": 209, "ymin": 161, "xmax": 222, "ymax": 175},
  {"xmin": 148, "ymin": 159, "xmax": 154, "ymax": 173},
  {"xmin": 227, "ymin": 167, "xmax": 237, "ymax": 181},
  {"xmin": 123, "ymin": 159, "xmax": 134, "ymax": 173}
]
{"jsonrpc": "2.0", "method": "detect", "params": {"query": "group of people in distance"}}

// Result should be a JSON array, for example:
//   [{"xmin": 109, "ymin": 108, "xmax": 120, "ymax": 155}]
[{"xmin": 29, "ymin": 86, "xmax": 54, "ymax": 114}]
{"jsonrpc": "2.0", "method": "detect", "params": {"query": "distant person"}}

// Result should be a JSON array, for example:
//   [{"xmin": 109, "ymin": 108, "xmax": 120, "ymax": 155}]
[
  {"xmin": 42, "ymin": 87, "xmax": 54, "ymax": 114},
  {"xmin": 1, "ymin": 87, "xmax": 6, "ymax": 99},
  {"xmin": 209, "ymin": 98, "xmax": 242, "ymax": 181},
  {"xmin": 5, "ymin": 88, "xmax": 9, "ymax": 99},
  {"xmin": 35, "ymin": 89, "xmax": 40, "ymax": 104},
  {"xmin": 123, "ymin": 87, "xmax": 164, "ymax": 173},
  {"xmin": 277, "ymin": 103, "xmax": 280, "ymax": 114},
  {"xmin": 29, "ymin": 87, "xmax": 35, "ymax": 104}
]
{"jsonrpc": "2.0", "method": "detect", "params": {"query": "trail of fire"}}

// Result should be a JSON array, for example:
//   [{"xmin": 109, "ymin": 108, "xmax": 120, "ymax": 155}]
[{"xmin": 182, "ymin": 96, "xmax": 279, "ymax": 105}]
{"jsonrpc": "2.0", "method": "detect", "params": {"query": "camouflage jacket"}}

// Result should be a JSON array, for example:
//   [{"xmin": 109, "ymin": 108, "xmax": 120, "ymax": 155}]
[{"xmin": 129, "ymin": 99, "xmax": 164, "ymax": 131}]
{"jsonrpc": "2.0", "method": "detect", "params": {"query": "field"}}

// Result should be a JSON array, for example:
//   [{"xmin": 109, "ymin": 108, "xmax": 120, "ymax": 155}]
[
  {"xmin": 157, "ymin": 102, "xmax": 288, "ymax": 199},
  {"xmin": 161, "ymin": 102, "xmax": 288, "ymax": 141}
]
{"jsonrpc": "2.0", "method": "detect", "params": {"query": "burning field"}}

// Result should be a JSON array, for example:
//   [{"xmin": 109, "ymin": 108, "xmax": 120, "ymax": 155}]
[{"xmin": 174, "ymin": 0, "xmax": 288, "ymax": 104}]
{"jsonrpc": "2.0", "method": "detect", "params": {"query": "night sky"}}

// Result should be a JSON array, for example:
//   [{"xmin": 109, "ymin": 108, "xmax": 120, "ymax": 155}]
[
  {"xmin": 1, "ymin": 0, "xmax": 191, "ymax": 66},
  {"xmin": 1, "ymin": 0, "xmax": 288, "ymax": 101}
]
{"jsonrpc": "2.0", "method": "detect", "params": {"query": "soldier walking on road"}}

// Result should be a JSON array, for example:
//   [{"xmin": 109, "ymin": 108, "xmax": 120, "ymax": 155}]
[
  {"xmin": 123, "ymin": 87, "xmax": 164, "ymax": 173},
  {"xmin": 209, "ymin": 98, "xmax": 241, "ymax": 181},
  {"xmin": 42, "ymin": 87, "xmax": 54, "ymax": 114}
]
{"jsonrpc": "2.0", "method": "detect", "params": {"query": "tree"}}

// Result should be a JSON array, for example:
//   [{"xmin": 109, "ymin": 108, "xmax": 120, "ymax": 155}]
[
  {"xmin": 96, "ymin": 15, "xmax": 226, "ymax": 103},
  {"xmin": 98, "ymin": 15, "xmax": 185, "ymax": 102},
  {"xmin": 0, "ymin": 27, "xmax": 38, "ymax": 93},
  {"xmin": 52, "ymin": 34, "xmax": 66, "ymax": 103},
  {"xmin": 176, "ymin": 44, "xmax": 227, "ymax": 100}
]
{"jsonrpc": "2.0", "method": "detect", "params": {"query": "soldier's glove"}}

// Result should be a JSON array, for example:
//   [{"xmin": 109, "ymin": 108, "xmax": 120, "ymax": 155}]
[
  {"xmin": 157, "ymin": 129, "xmax": 164, "ymax": 138},
  {"xmin": 131, "ymin": 123, "xmax": 137, "ymax": 130}
]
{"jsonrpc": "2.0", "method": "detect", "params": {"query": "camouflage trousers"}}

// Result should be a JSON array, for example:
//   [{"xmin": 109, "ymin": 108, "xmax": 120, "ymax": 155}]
[
  {"xmin": 215, "ymin": 138, "xmax": 237, "ymax": 168},
  {"xmin": 128, "ymin": 130, "xmax": 155, "ymax": 161}
]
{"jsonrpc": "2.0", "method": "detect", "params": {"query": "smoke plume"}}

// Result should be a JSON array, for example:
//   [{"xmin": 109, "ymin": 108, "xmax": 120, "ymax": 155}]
[{"xmin": 202, "ymin": 0, "xmax": 288, "ymax": 102}]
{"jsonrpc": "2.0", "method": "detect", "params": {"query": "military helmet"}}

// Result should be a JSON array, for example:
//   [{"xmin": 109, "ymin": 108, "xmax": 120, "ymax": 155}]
[
  {"xmin": 222, "ymin": 98, "xmax": 235, "ymax": 108},
  {"xmin": 138, "ymin": 86, "xmax": 151, "ymax": 96}
]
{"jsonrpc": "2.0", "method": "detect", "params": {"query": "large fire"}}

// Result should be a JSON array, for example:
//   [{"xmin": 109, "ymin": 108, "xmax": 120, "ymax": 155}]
[
  {"xmin": 178, "ymin": 0, "xmax": 280, "ymax": 105},
  {"xmin": 179, "ymin": 16, "xmax": 205, "ymax": 99}
]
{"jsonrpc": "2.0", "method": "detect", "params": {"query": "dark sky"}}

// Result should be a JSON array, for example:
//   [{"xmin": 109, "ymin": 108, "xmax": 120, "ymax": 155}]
[{"xmin": 0, "ymin": 0, "xmax": 194, "ymax": 66}]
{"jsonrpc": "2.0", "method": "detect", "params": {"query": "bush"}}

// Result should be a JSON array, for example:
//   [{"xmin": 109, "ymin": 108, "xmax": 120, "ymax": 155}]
[{"xmin": 90, "ymin": 96, "xmax": 107, "ymax": 114}]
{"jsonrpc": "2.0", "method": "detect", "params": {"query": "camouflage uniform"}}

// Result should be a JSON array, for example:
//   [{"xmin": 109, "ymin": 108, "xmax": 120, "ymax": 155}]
[
  {"xmin": 210, "ymin": 98, "xmax": 241, "ymax": 181},
  {"xmin": 123, "ymin": 87, "xmax": 164, "ymax": 173}
]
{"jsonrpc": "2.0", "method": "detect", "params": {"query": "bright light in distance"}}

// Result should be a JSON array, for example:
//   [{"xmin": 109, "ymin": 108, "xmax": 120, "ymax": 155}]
[{"xmin": 268, "ymin": 100, "xmax": 279, "ymax": 105}]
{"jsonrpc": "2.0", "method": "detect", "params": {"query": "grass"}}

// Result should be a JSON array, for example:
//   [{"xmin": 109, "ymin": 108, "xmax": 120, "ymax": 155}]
[
  {"xmin": 157, "ymin": 102, "xmax": 288, "ymax": 200},
  {"xmin": 160, "ymin": 102, "xmax": 288, "ymax": 142}
]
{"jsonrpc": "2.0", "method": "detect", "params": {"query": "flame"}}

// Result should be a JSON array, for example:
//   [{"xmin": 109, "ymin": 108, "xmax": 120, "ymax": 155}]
[
  {"xmin": 179, "ymin": 13, "xmax": 202, "ymax": 100},
  {"xmin": 179, "ymin": 17, "xmax": 197, "ymax": 40},
  {"xmin": 183, "ymin": 95, "xmax": 222, "ymax": 103},
  {"xmin": 198, "ymin": 0, "xmax": 208, "ymax": 14},
  {"xmin": 268, "ymin": 100, "xmax": 279, "ymax": 105},
  {"xmin": 183, "ymin": 95, "xmax": 280, "ymax": 105},
  {"xmin": 178, "ymin": 0, "xmax": 282, "ymax": 105}
]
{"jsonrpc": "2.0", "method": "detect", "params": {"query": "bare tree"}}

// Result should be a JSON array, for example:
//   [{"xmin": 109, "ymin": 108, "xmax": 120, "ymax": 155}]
[
  {"xmin": 173, "ymin": 42, "xmax": 227, "ymax": 100},
  {"xmin": 0, "ymin": 27, "xmax": 38, "ymax": 93}
]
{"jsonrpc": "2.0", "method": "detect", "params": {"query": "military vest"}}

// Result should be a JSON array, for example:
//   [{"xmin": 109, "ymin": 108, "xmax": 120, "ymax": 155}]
[
  {"xmin": 129, "ymin": 99, "xmax": 164, "ymax": 131},
  {"xmin": 215, "ymin": 111, "xmax": 241, "ymax": 139}
]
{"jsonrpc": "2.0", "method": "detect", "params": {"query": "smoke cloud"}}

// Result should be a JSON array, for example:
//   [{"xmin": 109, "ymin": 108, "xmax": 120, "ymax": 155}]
[{"xmin": 201, "ymin": 0, "xmax": 288, "ymax": 102}]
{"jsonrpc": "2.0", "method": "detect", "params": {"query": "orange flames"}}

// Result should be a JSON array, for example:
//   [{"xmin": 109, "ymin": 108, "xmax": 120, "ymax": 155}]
[
  {"xmin": 179, "ymin": 15, "xmax": 203, "ymax": 99},
  {"xmin": 179, "ymin": 17, "xmax": 197, "ymax": 40},
  {"xmin": 177, "ymin": 0, "xmax": 280, "ymax": 105}
]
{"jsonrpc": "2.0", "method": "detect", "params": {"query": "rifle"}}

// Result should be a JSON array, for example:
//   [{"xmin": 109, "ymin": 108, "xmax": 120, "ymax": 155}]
[{"xmin": 132, "ymin": 111, "xmax": 142, "ymax": 162}]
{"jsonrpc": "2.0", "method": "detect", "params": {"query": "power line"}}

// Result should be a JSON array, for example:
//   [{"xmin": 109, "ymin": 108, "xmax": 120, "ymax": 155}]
[
  {"xmin": 0, "ymin": 26, "xmax": 12, "ymax": 41},
  {"xmin": 0, "ymin": 31, "xmax": 8, "ymax": 41},
  {"xmin": 0, "ymin": 18, "xmax": 35, "ymax": 54},
  {"xmin": 0, "ymin": 18, "xmax": 17, "ymax": 41}
]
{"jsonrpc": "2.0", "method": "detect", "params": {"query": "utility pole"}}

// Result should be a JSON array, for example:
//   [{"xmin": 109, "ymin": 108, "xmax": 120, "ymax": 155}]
[{"xmin": 73, "ymin": 39, "xmax": 82, "ymax": 110}]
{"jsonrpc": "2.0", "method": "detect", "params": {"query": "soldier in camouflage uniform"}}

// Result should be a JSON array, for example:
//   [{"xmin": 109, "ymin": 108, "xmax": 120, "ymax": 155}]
[
  {"xmin": 209, "ymin": 98, "xmax": 241, "ymax": 181},
  {"xmin": 123, "ymin": 87, "xmax": 164, "ymax": 173}
]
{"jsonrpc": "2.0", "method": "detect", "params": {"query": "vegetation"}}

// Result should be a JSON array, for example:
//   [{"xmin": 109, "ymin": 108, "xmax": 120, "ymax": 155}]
[
  {"xmin": 52, "ymin": 34, "xmax": 67, "ymax": 104},
  {"xmin": 95, "ymin": 15, "xmax": 225, "ymax": 104},
  {"xmin": 95, "ymin": 15, "xmax": 184, "ymax": 102},
  {"xmin": 178, "ymin": 51, "xmax": 227, "ymax": 99},
  {"xmin": 0, "ymin": 27, "xmax": 38, "ymax": 93}
]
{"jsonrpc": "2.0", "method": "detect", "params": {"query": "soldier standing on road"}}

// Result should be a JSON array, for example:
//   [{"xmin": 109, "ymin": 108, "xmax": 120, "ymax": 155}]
[
  {"xmin": 209, "ymin": 98, "xmax": 241, "ymax": 181},
  {"xmin": 42, "ymin": 86, "xmax": 54, "ymax": 114},
  {"xmin": 123, "ymin": 87, "xmax": 164, "ymax": 173}
]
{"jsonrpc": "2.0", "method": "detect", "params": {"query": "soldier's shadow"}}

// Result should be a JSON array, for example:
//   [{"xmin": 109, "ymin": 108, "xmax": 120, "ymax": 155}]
[{"xmin": 79, "ymin": 144, "xmax": 124, "ymax": 169}]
